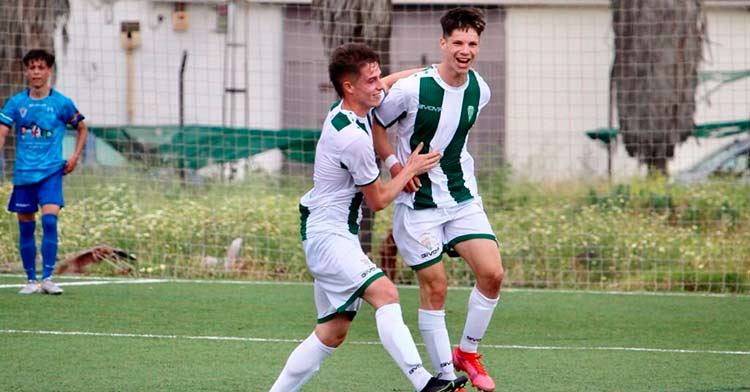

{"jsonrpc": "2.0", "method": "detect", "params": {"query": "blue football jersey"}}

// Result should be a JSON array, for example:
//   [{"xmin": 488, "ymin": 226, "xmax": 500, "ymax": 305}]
[{"xmin": 0, "ymin": 88, "xmax": 84, "ymax": 185}]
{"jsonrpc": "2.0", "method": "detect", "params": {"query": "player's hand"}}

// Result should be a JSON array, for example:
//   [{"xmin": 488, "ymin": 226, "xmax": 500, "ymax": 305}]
[
  {"xmin": 405, "ymin": 142, "xmax": 440, "ymax": 176},
  {"xmin": 64, "ymin": 156, "xmax": 78, "ymax": 175},
  {"xmin": 390, "ymin": 162, "xmax": 421, "ymax": 192}
]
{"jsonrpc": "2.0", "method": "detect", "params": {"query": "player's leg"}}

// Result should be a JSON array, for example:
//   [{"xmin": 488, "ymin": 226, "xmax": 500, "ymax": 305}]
[
  {"xmin": 362, "ymin": 277, "xmax": 432, "ymax": 391},
  {"xmin": 270, "ymin": 233, "xmax": 370, "ymax": 391},
  {"xmin": 269, "ymin": 314, "xmax": 349, "ymax": 392},
  {"xmin": 415, "ymin": 263, "xmax": 459, "ymax": 381},
  {"xmin": 392, "ymin": 204, "xmax": 459, "ymax": 382},
  {"xmin": 9, "ymin": 182, "xmax": 41, "ymax": 293},
  {"xmin": 37, "ymin": 170, "xmax": 64, "ymax": 294},
  {"xmin": 454, "ymin": 238, "xmax": 503, "ymax": 347},
  {"xmin": 445, "ymin": 201, "xmax": 503, "ymax": 391},
  {"xmin": 362, "ymin": 276, "xmax": 466, "ymax": 392}
]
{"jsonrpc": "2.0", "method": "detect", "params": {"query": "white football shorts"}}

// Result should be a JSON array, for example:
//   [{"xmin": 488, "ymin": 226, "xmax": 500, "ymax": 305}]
[
  {"xmin": 303, "ymin": 231, "xmax": 385, "ymax": 323},
  {"xmin": 392, "ymin": 198, "xmax": 497, "ymax": 270}
]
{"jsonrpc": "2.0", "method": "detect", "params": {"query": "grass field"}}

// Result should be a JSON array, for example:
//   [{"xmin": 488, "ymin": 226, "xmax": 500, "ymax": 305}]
[{"xmin": 1, "ymin": 275, "xmax": 749, "ymax": 392}]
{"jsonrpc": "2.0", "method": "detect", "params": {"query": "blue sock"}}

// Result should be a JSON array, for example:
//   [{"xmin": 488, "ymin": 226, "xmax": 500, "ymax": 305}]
[
  {"xmin": 19, "ymin": 220, "xmax": 37, "ymax": 281},
  {"xmin": 41, "ymin": 214, "xmax": 58, "ymax": 280}
]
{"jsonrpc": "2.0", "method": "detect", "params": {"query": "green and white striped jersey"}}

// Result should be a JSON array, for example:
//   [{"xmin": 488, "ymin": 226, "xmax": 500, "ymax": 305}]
[
  {"xmin": 299, "ymin": 101, "xmax": 380, "ymax": 240},
  {"xmin": 374, "ymin": 65, "xmax": 491, "ymax": 210}
]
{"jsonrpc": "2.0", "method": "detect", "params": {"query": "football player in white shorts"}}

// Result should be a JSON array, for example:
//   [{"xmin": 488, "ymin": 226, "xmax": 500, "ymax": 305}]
[
  {"xmin": 270, "ymin": 43, "xmax": 467, "ymax": 392},
  {"xmin": 372, "ymin": 7, "xmax": 504, "ymax": 392}
]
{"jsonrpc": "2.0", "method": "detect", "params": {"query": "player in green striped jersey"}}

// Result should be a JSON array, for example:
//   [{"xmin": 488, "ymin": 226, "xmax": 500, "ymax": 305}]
[
  {"xmin": 373, "ymin": 8, "xmax": 504, "ymax": 392},
  {"xmin": 270, "ymin": 43, "xmax": 466, "ymax": 392}
]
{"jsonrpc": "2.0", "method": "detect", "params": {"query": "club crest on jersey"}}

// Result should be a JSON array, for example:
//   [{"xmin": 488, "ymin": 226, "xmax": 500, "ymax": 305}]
[
  {"xmin": 19, "ymin": 107, "xmax": 27, "ymax": 118},
  {"xmin": 467, "ymin": 106, "xmax": 475, "ymax": 122}
]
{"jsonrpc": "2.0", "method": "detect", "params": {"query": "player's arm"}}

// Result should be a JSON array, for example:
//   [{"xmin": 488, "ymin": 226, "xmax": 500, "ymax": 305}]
[
  {"xmin": 381, "ymin": 67, "xmax": 423, "ymax": 91},
  {"xmin": 360, "ymin": 142, "xmax": 439, "ymax": 211},
  {"xmin": 64, "ymin": 120, "xmax": 88, "ymax": 175},
  {"xmin": 0, "ymin": 124, "xmax": 8, "ymax": 151},
  {"xmin": 0, "ymin": 99, "xmax": 15, "ymax": 151},
  {"xmin": 372, "ymin": 118, "xmax": 421, "ymax": 193}
]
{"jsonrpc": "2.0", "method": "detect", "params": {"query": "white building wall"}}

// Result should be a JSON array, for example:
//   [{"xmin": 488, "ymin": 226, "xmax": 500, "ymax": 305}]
[
  {"xmin": 50, "ymin": 1, "xmax": 748, "ymax": 180},
  {"xmin": 54, "ymin": 0, "xmax": 282, "ymax": 129},
  {"xmin": 505, "ymin": 5, "xmax": 750, "ymax": 181}
]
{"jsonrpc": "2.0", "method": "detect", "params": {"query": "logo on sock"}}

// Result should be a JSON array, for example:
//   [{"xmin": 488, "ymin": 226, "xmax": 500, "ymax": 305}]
[
  {"xmin": 408, "ymin": 364, "xmax": 423, "ymax": 375},
  {"xmin": 440, "ymin": 361, "xmax": 453, "ymax": 368},
  {"xmin": 466, "ymin": 335, "xmax": 482, "ymax": 343}
]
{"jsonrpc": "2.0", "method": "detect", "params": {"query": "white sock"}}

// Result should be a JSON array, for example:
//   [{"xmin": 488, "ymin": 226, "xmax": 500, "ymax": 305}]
[
  {"xmin": 269, "ymin": 332, "xmax": 336, "ymax": 392},
  {"xmin": 376, "ymin": 303, "xmax": 433, "ymax": 391},
  {"xmin": 418, "ymin": 308, "xmax": 457, "ymax": 380},
  {"xmin": 459, "ymin": 285, "xmax": 499, "ymax": 353}
]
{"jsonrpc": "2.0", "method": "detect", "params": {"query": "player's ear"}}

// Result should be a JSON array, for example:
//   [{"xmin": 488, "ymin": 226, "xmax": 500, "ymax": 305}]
[{"xmin": 342, "ymin": 78, "xmax": 354, "ymax": 96}]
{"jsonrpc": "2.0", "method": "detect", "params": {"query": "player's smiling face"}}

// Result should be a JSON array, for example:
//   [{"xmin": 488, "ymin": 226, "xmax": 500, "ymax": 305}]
[
  {"xmin": 351, "ymin": 61, "xmax": 384, "ymax": 109},
  {"xmin": 25, "ymin": 59, "xmax": 52, "ymax": 90},
  {"xmin": 440, "ymin": 28, "xmax": 480, "ymax": 76}
]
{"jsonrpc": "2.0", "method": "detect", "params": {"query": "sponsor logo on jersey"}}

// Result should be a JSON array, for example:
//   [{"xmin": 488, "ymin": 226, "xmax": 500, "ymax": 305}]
[{"xmin": 418, "ymin": 104, "xmax": 441, "ymax": 112}]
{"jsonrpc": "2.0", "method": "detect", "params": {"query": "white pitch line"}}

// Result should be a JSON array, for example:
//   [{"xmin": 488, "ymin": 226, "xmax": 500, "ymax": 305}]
[
  {"xmin": 0, "ymin": 273, "xmax": 747, "ymax": 298},
  {"xmin": 0, "ymin": 278, "xmax": 168, "ymax": 289},
  {"xmin": 1, "ymin": 329, "xmax": 748, "ymax": 356}
]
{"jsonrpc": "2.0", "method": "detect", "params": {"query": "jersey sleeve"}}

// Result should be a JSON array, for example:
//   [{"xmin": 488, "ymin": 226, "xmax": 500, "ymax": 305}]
[
  {"xmin": 0, "ymin": 97, "xmax": 16, "ymax": 127},
  {"xmin": 340, "ymin": 131, "xmax": 380, "ymax": 187},
  {"xmin": 61, "ymin": 97, "xmax": 84, "ymax": 127},
  {"xmin": 374, "ymin": 79, "xmax": 409, "ymax": 128}
]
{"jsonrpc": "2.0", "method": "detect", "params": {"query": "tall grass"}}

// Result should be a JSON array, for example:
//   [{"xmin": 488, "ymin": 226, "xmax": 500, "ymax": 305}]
[{"xmin": 1, "ymin": 167, "xmax": 747, "ymax": 292}]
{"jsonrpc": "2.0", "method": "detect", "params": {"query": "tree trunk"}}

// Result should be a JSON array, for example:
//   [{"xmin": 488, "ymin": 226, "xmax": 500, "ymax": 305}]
[
  {"xmin": 611, "ymin": 0, "xmax": 704, "ymax": 177},
  {"xmin": 313, "ymin": 0, "xmax": 392, "ymax": 255}
]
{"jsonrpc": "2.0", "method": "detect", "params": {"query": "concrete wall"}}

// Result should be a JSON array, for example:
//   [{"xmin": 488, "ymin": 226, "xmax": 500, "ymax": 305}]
[{"xmin": 54, "ymin": 0, "xmax": 282, "ymax": 129}]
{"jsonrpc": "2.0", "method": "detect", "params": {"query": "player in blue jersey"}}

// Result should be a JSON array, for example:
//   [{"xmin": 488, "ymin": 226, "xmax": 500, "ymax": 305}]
[{"xmin": 0, "ymin": 49, "xmax": 88, "ymax": 295}]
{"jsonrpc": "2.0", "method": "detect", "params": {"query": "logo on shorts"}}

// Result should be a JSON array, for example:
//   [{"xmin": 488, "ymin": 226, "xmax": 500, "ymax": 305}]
[{"xmin": 418, "ymin": 233, "xmax": 441, "ymax": 259}]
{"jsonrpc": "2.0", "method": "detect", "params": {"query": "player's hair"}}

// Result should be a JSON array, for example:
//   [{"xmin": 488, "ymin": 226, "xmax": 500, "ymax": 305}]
[
  {"xmin": 23, "ymin": 49, "xmax": 55, "ymax": 68},
  {"xmin": 440, "ymin": 7, "xmax": 486, "ymax": 37},
  {"xmin": 328, "ymin": 43, "xmax": 380, "ymax": 98}
]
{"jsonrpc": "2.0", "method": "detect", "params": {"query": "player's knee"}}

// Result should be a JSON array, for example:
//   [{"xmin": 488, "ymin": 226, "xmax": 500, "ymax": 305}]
[
  {"xmin": 478, "ymin": 265, "xmax": 504, "ymax": 294},
  {"xmin": 41, "ymin": 214, "xmax": 58, "ymax": 234},
  {"xmin": 379, "ymin": 283, "xmax": 400, "ymax": 305},
  {"xmin": 317, "ymin": 327, "xmax": 348, "ymax": 348},
  {"xmin": 421, "ymin": 280, "xmax": 448, "ymax": 307}
]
